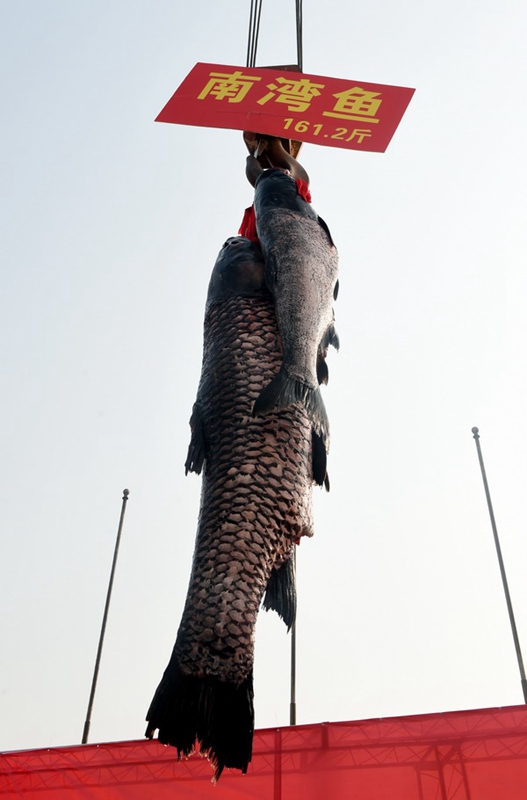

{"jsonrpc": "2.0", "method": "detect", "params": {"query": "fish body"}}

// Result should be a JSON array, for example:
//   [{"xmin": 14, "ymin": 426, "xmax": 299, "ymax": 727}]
[
  {"xmin": 146, "ymin": 237, "xmax": 320, "ymax": 779},
  {"xmin": 252, "ymin": 168, "xmax": 339, "ymax": 445}
]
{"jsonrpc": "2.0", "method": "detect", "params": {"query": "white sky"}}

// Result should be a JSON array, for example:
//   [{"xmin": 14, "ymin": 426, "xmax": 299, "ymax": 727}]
[{"xmin": 1, "ymin": 0, "xmax": 527, "ymax": 753}]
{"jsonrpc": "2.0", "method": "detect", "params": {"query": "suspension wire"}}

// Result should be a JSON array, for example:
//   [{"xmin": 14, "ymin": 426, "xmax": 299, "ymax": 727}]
[
  {"xmin": 246, "ymin": 0, "xmax": 255, "ymax": 67},
  {"xmin": 246, "ymin": 0, "xmax": 263, "ymax": 68},
  {"xmin": 246, "ymin": 1, "xmax": 303, "ymax": 70},
  {"xmin": 253, "ymin": 0, "xmax": 263, "ymax": 67},
  {"xmin": 296, "ymin": 0, "xmax": 303, "ymax": 71}
]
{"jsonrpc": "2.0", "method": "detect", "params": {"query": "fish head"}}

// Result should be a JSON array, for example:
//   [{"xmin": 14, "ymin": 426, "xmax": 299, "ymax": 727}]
[{"xmin": 206, "ymin": 237, "xmax": 268, "ymax": 309}]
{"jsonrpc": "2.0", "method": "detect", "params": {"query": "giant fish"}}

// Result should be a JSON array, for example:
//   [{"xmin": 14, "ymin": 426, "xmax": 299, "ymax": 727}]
[
  {"xmin": 249, "ymin": 140, "xmax": 339, "ymax": 448},
  {"xmin": 145, "ymin": 236, "xmax": 326, "ymax": 780}
]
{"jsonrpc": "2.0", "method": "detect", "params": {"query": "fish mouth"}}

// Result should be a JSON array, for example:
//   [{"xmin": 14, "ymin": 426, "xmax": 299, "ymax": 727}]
[
  {"xmin": 219, "ymin": 237, "xmax": 264, "ymax": 260},
  {"xmin": 214, "ymin": 237, "xmax": 265, "ymax": 279},
  {"xmin": 222, "ymin": 237, "xmax": 245, "ymax": 249}
]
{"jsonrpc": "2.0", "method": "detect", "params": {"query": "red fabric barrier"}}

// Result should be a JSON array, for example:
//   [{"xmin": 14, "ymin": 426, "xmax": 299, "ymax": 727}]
[{"xmin": 2, "ymin": 705, "xmax": 527, "ymax": 798}]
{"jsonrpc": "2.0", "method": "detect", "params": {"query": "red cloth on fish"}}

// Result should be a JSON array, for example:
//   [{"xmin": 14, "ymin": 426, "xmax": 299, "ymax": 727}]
[
  {"xmin": 238, "ymin": 205, "xmax": 258, "ymax": 241},
  {"xmin": 3, "ymin": 705, "xmax": 527, "ymax": 798},
  {"xmin": 295, "ymin": 177, "xmax": 311, "ymax": 203}
]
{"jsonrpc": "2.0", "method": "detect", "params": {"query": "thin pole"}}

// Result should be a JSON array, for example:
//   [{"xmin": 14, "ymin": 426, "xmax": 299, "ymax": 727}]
[
  {"xmin": 471, "ymin": 427, "xmax": 527, "ymax": 703},
  {"xmin": 82, "ymin": 488, "xmax": 130, "ymax": 743},
  {"xmin": 290, "ymin": 548, "xmax": 297, "ymax": 725}
]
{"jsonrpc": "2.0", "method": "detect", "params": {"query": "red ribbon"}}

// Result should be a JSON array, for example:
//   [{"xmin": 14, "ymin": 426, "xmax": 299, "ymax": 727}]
[
  {"xmin": 238, "ymin": 205, "xmax": 258, "ymax": 241},
  {"xmin": 295, "ymin": 178, "xmax": 312, "ymax": 203}
]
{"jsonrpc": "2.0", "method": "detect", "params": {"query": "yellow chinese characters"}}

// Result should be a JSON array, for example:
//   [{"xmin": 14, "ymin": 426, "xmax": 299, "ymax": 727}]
[
  {"xmin": 197, "ymin": 71, "xmax": 261, "ymax": 103},
  {"xmin": 323, "ymin": 87, "xmax": 382, "ymax": 123},
  {"xmin": 347, "ymin": 129, "xmax": 373, "ymax": 144},
  {"xmin": 257, "ymin": 77, "xmax": 325, "ymax": 113}
]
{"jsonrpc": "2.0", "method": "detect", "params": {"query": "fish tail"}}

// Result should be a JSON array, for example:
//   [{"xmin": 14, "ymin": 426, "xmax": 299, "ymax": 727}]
[
  {"xmin": 253, "ymin": 367, "xmax": 330, "ymax": 442},
  {"xmin": 262, "ymin": 553, "xmax": 296, "ymax": 630},
  {"xmin": 146, "ymin": 662, "xmax": 254, "ymax": 781}
]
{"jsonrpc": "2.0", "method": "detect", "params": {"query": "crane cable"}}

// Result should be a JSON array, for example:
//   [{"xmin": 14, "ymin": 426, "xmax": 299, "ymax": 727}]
[
  {"xmin": 246, "ymin": 0, "xmax": 304, "ymax": 71},
  {"xmin": 246, "ymin": 0, "xmax": 263, "ymax": 68},
  {"xmin": 295, "ymin": 0, "xmax": 303, "ymax": 72}
]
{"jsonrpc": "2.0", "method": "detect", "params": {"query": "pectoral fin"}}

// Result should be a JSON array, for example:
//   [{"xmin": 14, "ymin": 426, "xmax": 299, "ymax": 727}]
[
  {"xmin": 252, "ymin": 367, "xmax": 330, "ymax": 445},
  {"xmin": 262, "ymin": 553, "xmax": 296, "ymax": 630},
  {"xmin": 184, "ymin": 402, "xmax": 207, "ymax": 475}
]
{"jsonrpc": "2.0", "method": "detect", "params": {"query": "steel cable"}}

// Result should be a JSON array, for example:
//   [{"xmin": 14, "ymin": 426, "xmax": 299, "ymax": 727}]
[
  {"xmin": 246, "ymin": 1, "xmax": 303, "ymax": 70},
  {"xmin": 296, "ymin": 0, "xmax": 303, "ymax": 71},
  {"xmin": 246, "ymin": 0, "xmax": 263, "ymax": 68}
]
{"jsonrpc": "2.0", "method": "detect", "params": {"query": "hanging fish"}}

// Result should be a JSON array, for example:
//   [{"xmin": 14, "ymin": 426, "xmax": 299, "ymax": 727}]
[
  {"xmin": 248, "ymin": 137, "xmax": 340, "ymax": 448},
  {"xmin": 145, "ymin": 236, "xmax": 325, "ymax": 780}
]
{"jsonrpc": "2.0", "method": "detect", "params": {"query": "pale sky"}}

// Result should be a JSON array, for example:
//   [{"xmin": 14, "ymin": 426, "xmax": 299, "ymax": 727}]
[{"xmin": 1, "ymin": 0, "xmax": 527, "ymax": 753}]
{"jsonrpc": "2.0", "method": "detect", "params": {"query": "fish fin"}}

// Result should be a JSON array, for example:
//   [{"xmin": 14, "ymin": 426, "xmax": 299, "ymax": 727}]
[
  {"xmin": 316, "ymin": 325, "xmax": 340, "ymax": 387},
  {"xmin": 184, "ymin": 402, "xmax": 207, "ymax": 475},
  {"xmin": 316, "ymin": 352, "xmax": 329, "ymax": 385},
  {"xmin": 262, "ymin": 554, "xmax": 296, "ymax": 631},
  {"xmin": 312, "ymin": 429, "xmax": 328, "ymax": 488},
  {"xmin": 253, "ymin": 367, "xmax": 330, "ymax": 444},
  {"xmin": 317, "ymin": 214, "xmax": 335, "ymax": 247},
  {"xmin": 252, "ymin": 366, "xmax": 305, "ymax": 414},
  {"xmin": 322, "ymin": 323, "xmax": 340, "ymax": 352},
  {"xmin": 334, "ymin": 279, "xmax": 339, "ymax": 301},
  {"xmin": 318, "ymin": 324, "xmax": 340, "ymax": 359},
  {"xmin": 306, "ymin": 387, "xmax": 330, "ymax": 449},
  {"xmin": 146, "ymin": 662, "xmax": 254, "ymax": 782}
]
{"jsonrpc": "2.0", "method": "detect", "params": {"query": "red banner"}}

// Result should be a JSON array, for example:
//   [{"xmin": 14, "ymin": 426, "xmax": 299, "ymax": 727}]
[
  {"xmin": 3, "ymin": 706, "xmax": 527, "ymax": 798},
  {"xmin": 156, "ymin": 63, "xmax": 415, "ymax": 153}
]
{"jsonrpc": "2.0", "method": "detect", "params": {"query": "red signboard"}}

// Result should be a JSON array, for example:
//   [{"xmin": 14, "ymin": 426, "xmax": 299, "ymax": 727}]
[{"xmin": 156, "ymin": 62, "xmax": 415, "ymax": 153}]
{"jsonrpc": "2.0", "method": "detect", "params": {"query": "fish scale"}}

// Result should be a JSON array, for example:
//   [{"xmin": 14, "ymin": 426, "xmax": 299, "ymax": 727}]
[
  {"xmin": 177, "ymin": 294, "xmax": 314, "ymax": 684},
  {"xmin": 145, "ymin": 238, "xmax": 318, "ymax": 779}
]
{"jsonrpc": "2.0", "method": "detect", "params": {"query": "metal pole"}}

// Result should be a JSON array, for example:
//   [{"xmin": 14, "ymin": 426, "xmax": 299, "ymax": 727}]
[
  {"xmin": 290, "ymin": 548, "xmax": 297, "ymax": 725},
  {"xmin": 82, "ymin": 488, "xmax": 130, "ymax": 743},
  {"xmin": 471, "ymin": 427, "xmax": 527, "ymax": 703}
]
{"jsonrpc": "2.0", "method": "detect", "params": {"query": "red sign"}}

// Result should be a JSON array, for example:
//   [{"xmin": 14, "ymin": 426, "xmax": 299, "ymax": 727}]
[{"xmin": 156, "ymin": 63, "xmax": 415, "ymax": 153}]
